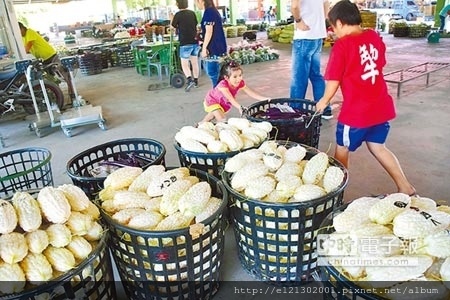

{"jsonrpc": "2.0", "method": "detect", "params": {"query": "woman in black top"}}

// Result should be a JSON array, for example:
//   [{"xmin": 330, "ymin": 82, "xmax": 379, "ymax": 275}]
[{"xmin": 171, "ymin": 0, "xmax": 201, "ymax": 91}]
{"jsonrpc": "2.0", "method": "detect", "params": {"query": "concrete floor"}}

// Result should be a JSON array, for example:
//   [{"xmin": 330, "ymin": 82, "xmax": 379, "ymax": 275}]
[{"xmin": 1, "ymin": 32, "xmax": 450, "ymax": 298}]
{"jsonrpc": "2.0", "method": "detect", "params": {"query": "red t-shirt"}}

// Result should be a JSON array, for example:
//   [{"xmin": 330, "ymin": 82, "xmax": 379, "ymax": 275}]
[{"xmin": 325, "ymin": 29, "xmax": 395, "ymax": 127}]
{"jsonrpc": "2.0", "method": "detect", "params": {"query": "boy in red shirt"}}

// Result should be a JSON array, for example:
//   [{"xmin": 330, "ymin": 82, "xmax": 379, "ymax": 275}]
[{"xmin": 316, "ymin": 0, "xmax": 415, "ymax": 196}]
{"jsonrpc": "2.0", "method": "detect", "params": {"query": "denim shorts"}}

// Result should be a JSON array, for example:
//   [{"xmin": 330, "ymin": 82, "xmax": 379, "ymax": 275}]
[
  {"xmin": 179, "ymin": 44, "xmax": 200, "ymax": 59},
  {"xmin": 336, "ymin": 122, "xmax": 390, "ymax": 151}
]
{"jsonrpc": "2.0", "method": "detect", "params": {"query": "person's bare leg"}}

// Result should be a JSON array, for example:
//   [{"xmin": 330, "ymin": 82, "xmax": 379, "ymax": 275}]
[
  {"xmin": 334, "ymin": 144, "xmax": 350, "ymax": 169},
  {"xmin": 180, "ymin": 58, "xmax": 192, "ymax": 79},
  {"xmin": 190, "ymin": 55, "xmax": 199, "ymax": 79},
  {"xmin": 366, "ymin": 142, "xmax": 416, "ymax": 195},
  {"xmin": 212, "ymin": 110, "xmax": 226, "ymax": 122},
  {"xmin": 200, "ymin": 112, "xmax": 215, "ymax": 123}
]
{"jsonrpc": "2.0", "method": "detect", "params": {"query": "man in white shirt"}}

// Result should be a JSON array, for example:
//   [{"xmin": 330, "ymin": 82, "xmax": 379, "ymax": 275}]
[{"xmin": 290, "ymin": 0, "xmax": 332, "ymax": 119}]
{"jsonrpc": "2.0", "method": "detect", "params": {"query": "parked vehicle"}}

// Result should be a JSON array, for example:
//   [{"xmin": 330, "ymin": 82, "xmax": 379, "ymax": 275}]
[
  {"xmin": 0, "ymin": 60, "xmax": 64, "ymax": 116},
  {"xmin": 367, "ymin": 0, "xmax": 423, "ymax": 21}
]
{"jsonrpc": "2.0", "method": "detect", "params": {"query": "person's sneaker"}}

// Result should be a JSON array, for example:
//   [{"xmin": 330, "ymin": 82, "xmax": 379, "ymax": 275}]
[
  {"xmin": 193, "ymin": 79, "xmax": 199, "ymax": 88},
  {"xmin": 321, "ymin": 111, "xmax": 333, "ymax": 120},
  {"xmin": 185, "ymin": 79, "xmax": 195, "ymax": 92}
]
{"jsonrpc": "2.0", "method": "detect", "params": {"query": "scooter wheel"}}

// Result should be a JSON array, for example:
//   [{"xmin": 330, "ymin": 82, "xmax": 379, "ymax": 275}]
[{"xmin": 171, "ymin": 73, "xmax": 185, "ymax": 89}]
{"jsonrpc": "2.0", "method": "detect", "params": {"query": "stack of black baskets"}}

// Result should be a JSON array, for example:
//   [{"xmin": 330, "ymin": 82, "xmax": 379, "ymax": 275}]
[{"xmin": 78, "ymin": 50, "xmax": 103, "ymax": 76}]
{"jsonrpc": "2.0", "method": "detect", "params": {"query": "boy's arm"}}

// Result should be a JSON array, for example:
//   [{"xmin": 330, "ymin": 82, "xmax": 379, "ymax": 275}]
[
  {"xmin": 316, "ymin": 80, "xmax": 339, "ymax": 112},
  {"xmin": 241, "ymin": 85, "xmax": 269, "ymax": 101}
]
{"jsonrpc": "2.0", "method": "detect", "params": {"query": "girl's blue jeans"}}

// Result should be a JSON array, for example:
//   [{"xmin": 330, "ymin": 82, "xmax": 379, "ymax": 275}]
[{"xmin": 290, "ymin": 39, "xmax": 330, "ymax": 113}]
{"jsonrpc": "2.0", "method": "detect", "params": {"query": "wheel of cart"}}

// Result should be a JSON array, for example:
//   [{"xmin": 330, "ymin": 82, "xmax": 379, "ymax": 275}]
[
  {"xmin": 168, "ymin": 29, "xmax": 186, "ymax": 89},
  {"xmin": 221, "ymin": 141, "xmax": 348, "ymax": 283},
  {"xmin": 0, "ymin": 147, "xmax": 53, "ymax": 198},
  {"xmin": 66, "ymin": 138, "xmax": 166, "ymax": 199},
  {"xmin": 98, "ymin": 168, "xmax": 228, "ymax": 300}
]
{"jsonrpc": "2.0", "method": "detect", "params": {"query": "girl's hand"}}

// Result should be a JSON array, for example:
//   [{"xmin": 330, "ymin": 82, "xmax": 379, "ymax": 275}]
[{"xmin": 239, "ymin": 105, "xmax": 248, "ymax": 116}]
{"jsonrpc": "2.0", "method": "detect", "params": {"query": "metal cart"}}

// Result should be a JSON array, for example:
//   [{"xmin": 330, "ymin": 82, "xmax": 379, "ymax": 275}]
[
  {"xmin": 17, "ymin": 58, "xmax": 106, "ymax": 138},
  {"xmin": 147, "ymin": 32, "xmax": 186, "ymax": 91}
]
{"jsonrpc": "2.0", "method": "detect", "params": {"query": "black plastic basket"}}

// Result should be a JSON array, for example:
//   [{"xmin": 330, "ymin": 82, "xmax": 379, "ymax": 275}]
[
  {"xmin": 1, "ymin": 233, "xmax": 116, "ymax": 300},
  {"xmin": 222, "ymin": 141, "xmax": 348, "ymax": 284},
  {"xmin": 244, "ymin": 98, "xmax": 321, "ymax": 148},
  {"xmin": 318, "ymin": 204, "xmax": 450, "ymax": 300},
  {"xmin": 0, "ymin": 148, "xmax": 53, "ymax": 198},
  {"xmin": 174, "ymin": 142, "xmax": 244, "ymax": 179},
  {"xmin": 100, "ymin": 168, "xmax": 228, "ymax": 300},
  {"xmin": 66, "ymin": 138, "xmax": 166, "ymax": 199},
  {"xmin": 78, "ymin": 51, "xmax": 103, "ymax": 76}
]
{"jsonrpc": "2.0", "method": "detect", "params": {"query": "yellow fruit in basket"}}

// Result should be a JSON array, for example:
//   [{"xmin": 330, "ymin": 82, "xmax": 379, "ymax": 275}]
[
  {"xmin": 25, "ymin": 229, "xmax": 49, "ymax": 254},
  {"xmin": 178, "ymin": 182, "xmax": 212, "ymax": 217},
  {"xmin": 410, "ymin": 196, "xmax": 437, "ymax": 212},
  {"xmin": 12, "ymin": 191, "xmax": 42, "ymax": 232},
  {"xmin": 112, "ymin": 191, "xmax": 153, "ymax": 210},
  {"xmin": 283, "ymin": 145, "xmax": 307, "ymax": 163},
  {"xmin": 369, "ymin": 193, "xmax": 411, "ymax": 225},
  {"xmin": 128, "ymin": 165, "xmax": 166, "ymax": 193},
  {"xmin": 179, "ymin": 138, "xmax": 208, "ymax": 153},
  {"xmin": 195, "ymin": 197, "xmax": 223, "ymax": 223},
  {"xmin": 291, "ymin": 184, "xmax": 326, "ymax": 202},
  {"xmin": 80, "ymin": 201, "xmax": 100, "ymax": 220},
  {"xmin": 228, "ymin": 117, "xmax": 250, "ymax": 131},
  {"xmin": 155, "ymin": 211, "xmax": 194, "ymax": 231},
  {"xmin": 20, "ymin": 252, "xmax": 53, "ymax": 283},
  {"xmin": 0, "ymin": 232, "xmax": 29, "ymax": 264},
  {"xmin": 84, "ymin": 221, "xmax": 104, "ymax": 242},
  {"xmin": 231, "ymin": 162, "xmax": 269, "ymax": 192},
  {"xmin": 322, "ymin": 166, "xmax": 345, "ymax": 193},
  {"xmin": 0, "ymin": 262, "xmax": 26, "ymax": 294},
  {"xmin": 66, "ymin": 236, "xmax": 93, "ymax": 260},
  {"xmin": 276, "ymin": 175, "xmax": 302, "ymax": 198},
  {"xmin": 302, "ymin": 152, "xmax": 329, "ymax": 185},
  {"xmin": 127, "ymin": 210, "xmax": 164, "ymax": 230},
  {"xmin": 207, "ymin": 140, "xmax": 229, "ymax": 153},
  {"xmin": 146, "ymin": 167, "xmax": 190, "ymax": 197},
  {"xmin": 160, "ymin": 179, "xmax": 196, "ymax": 216},
  {"xmin": 46, "ymin": 223, "xmax": 72, "ymax": 248},
  {"xmin": 66, "ymin": 211, "xmax": 94, "ymax": 236},
  {"xmin": 43, "ymin": 246, "xmax": 76, "ymax": 272},
  {"xmin": 104, "ymin": 166, "xmax": 143, "ymax": 190},
  {"xmin": 112, "ymin": 208, "xmax": 146, "ymax": 225},
  {"xmin": 101, "ymin": 199, "xmax": 116, "ymax": 213},
  {"xmin": 37, "ymin": 187, "xmax": 71, "ymax": 224},
  {"xmin": 244, "ymin": 176, "xmax": 276, "ymax": 199},
  {"xmin": 0, "ymin": 199, "xmax": 18, "ymax": 234},
  {"xmin": 57, "ymin": 184, "xmax": 91, "ymax": 211},
  {"xmin": 219, "ymin": 129, "xmax": 244, "ymax": 151}
]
